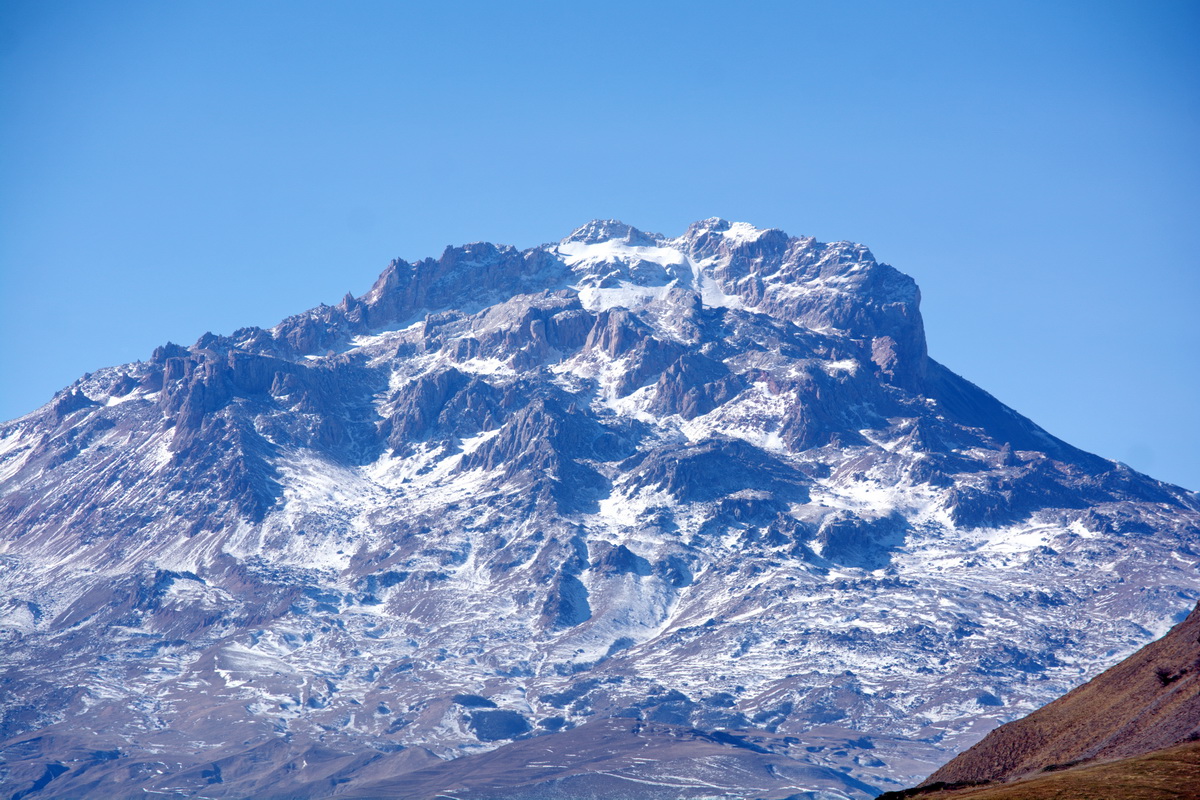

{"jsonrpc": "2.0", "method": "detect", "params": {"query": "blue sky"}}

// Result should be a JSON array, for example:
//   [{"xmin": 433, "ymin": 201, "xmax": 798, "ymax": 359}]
[{"xmin": 2, "ymin": 0, "xmax": 1197, "ymax": 489}]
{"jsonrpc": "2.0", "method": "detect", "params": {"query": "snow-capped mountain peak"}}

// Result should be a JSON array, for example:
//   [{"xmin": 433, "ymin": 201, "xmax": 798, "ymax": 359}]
[
  {"xmin": 1, "ymin": 219, "xmax": 1197, "ymax": 799},
  {"xmin": 561, "ymin": 218, "xmax": 663, "ymax": 246}
]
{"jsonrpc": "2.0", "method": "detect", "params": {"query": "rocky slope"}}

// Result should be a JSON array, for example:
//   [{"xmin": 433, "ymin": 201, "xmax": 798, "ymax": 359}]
[
  {"xmin": 1, "ymin": 219, "xmax": 1198, "ymax": 799},
  {"xmin": 914, "ymin": 600, "xmax": 1200, "ymax": 791}
]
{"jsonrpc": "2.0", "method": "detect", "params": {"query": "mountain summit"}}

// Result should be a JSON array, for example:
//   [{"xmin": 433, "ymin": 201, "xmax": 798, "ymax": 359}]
[{"xmin": 2, "ymin": 220, "xmax": 1198, "ymax": 798}]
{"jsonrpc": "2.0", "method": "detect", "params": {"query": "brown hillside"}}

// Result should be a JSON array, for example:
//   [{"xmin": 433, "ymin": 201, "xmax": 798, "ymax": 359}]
[
  {"xmin": 889, "ymin": 740, "xmax": 1200, "ymax": 800},
  {"xmin": 923, "ymin": 602, "xmax": 1200, "ymax": 787}
]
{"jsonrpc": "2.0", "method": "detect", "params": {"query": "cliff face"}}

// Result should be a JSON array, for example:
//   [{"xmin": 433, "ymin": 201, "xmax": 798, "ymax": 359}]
[
  {"xmin": 1, "ymin": 219, "xmax": 1198, "ymax": 799},
  {"xmin": 923, "ymin": 601, "xmax": 1200, "ymax": 787}
]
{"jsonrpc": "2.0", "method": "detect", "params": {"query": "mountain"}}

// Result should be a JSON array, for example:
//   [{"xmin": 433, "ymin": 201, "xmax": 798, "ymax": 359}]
[
  {"xmin": 1, "ymin": 219, "xmax": 1198, "ymax": 799},
  {"xmin": 880, "ymin": 601, "xmax": 1200, "ymax": 799}
]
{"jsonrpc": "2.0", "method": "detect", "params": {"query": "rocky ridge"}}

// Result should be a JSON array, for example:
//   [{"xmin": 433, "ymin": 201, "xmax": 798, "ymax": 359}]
[{"xmin": 0, "ymin": 219, "xmax": 1198, "ymax": 799}]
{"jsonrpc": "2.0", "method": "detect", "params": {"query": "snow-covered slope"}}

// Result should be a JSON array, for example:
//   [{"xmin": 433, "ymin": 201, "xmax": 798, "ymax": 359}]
[{"xmin": 1, "ymin": 219, "xmax": 1197, "ymax": 799}]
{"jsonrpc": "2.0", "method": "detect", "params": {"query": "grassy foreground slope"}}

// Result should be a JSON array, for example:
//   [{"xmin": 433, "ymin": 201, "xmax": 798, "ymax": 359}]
[
  {"xmin": 882, "ymin": 740, "xmax": 1200, "ymax": 800},
  {"xmin": 876, "ymin": 603, "xmax": 1200, "ymax": 799},
  {"xmin": 925, "ymin": 601, "xmax": 1200, "ymax": 786}
]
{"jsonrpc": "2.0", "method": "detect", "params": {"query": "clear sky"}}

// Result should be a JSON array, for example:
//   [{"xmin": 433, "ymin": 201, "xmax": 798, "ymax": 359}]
[{"xmin": 2, "ymin": 0, "xmax": 1197, "ymax": 490}]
